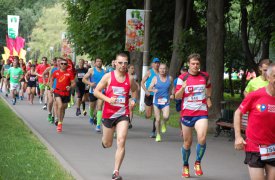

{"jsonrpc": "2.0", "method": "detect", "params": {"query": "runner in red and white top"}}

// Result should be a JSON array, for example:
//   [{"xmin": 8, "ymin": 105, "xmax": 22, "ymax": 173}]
[
  {"xmin": 234, "ymin": 63, "xmax": 275, "ymax": 180},
  {"xmin": 49, "ymin": 58, "xmax": 75, "ymax": 133},
  {"xmin": 94, "ymin": 53, "xmax": 137, "ymax": 180},
  {"xmin": 175, "ymin": 53, "xmax": 212, "ymax": 178}
]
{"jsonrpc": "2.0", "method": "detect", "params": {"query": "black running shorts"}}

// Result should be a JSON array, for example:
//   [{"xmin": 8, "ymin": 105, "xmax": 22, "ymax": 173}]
[{"xmin": 102, "ymin": 115, "xmax": 130, "ymax": 128}]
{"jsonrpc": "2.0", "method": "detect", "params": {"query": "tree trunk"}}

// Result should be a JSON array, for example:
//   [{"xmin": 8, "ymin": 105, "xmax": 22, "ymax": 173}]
[
  {"xmin": 130, "ymin": 51, "xmax": 143, "ymax": 82},
  {"xmin": 261, "ymin": 35, "xmax": 271, "ymax": 59},
  {"xmin": 169, "ymin": 0, "xmax": 184, "ymax": 79},
  {"xmin": 206, "ymin": 0, "xmax": 225, "ymax": 120},
  {"xmin": 240, "ymin": 0, "xmax": 258, "ymax": 74}
]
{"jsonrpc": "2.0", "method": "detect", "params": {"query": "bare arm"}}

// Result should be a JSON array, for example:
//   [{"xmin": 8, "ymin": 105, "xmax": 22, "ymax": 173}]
[
  {"xmin": 82, "ymin": 68, "xmax": 96, "ymax": 87},
  {"xmin": 206, "ymin": 85, "xmax": 212, "ymax": 108},
  {"xmin": 141, "ymin": 70, "xmax": 151, "ymax": 95},
  {"xmin": 148, "ymin": 76, "xmax": 157, "ymax": 93},
  {"xmin": 25, "ymin": 71, "xmax": 30, "ymax": 82},
  {"xmin": 94, "ymin": 73, "xmax": 114, "ymax": 103},
  {"xmin": 42, "ymin": 67, "xmax": 51, "ymax": 84},
  {"xmin": 234, "ymin": 108, "xmax": 246, "ymax": 150}
]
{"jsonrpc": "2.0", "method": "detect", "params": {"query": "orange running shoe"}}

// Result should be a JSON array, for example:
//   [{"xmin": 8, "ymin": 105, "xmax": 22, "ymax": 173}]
[
  {"xmin": 194, "ymin": 161, "xmax": 203, "ymax": 176},
  {"xmin": 182, "ymin": 165, "xmax": 190, "ymax": 178},
  {"xmin": 57, "ymin": 123, "xmax": 62, "ymax": 133}
]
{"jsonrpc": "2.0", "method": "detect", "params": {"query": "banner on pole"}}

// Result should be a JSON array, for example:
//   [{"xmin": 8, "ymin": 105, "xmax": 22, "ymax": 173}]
[
  {"xmin": 7, "ymin": 15, "xmax": 20, "ymax": 39},
  {"xmin": 61, "ymin": 32, "xmax": 72, "ymax": 58},
  {"xmin": 125, "ymin": 9, "xmax": 144, "ymax": 52}
]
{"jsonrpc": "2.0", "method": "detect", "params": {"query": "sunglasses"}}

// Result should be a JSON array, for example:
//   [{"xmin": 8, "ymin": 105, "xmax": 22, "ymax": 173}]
[
  {"xmin": 117, "ymin": 61, "xmax": 128, "ymax": 65},
  {"xmin": 60, "ymin": 63, "xmax": 68, "ymax": 65}
]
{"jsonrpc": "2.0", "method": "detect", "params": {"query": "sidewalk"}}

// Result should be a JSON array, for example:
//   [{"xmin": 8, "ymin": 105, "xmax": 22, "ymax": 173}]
[{"xmin": 1, "ymin": 94, "xmax": 249, "ymax": 180}]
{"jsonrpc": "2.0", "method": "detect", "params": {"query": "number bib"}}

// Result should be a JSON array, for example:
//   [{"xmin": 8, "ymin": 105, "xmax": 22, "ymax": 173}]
[
  {"xmin": 77, "ymin": 73, "xmax": 85, "ymax": 78},
  {"xmin": 12, "ymin": 75, "xmax": 19, "ymax": 80},
  {"xmin": 30, "ymin": 76, "xmax": 36, "ymax": 81},
  {"xmin": 259, "ymin": 144, "xmax": 275, "ymax": 161},
  {"xmin": 116, "ymin": 95, "xmax": 126, "ymax": 104},
  {"xmin": 158, "ymin": 97, "xmax": 167, "ymax": 105}
]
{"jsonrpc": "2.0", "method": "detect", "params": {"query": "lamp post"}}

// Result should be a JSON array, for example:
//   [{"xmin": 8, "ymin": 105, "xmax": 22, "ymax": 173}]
[{"xmin": 27, "ymin": 47, "xmax": 31, "ymax": 62}]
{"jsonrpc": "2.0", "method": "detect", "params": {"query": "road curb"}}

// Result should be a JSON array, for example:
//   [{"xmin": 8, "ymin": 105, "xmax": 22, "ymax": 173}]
[{"xmin": 0, "ymin": 95, "xmax": 84, "ymax": 180}]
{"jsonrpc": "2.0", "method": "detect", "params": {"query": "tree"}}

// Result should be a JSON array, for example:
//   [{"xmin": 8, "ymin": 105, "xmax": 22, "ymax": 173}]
[{"xmin": 206, "ymin": 0, "xmax": 225, "ymax": 119}]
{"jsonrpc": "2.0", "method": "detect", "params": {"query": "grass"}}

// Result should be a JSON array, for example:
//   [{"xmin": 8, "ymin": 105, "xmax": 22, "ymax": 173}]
[
  {"xmin": 134, "ymin": 93, "xmax": 242, "ymax": 128},
  {"xmin": 0, "ymin": 98, "xmax": 74, "ymax": 180}
]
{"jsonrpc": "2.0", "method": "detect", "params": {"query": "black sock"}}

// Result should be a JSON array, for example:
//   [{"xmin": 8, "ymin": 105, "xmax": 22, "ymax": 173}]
[
  {"xmin": 152, "ymin": 118, "xmax": 156, "ymax": 132},
  {"xmin": 82, "ymin": 102, "xmax": 85, "ymax": 110}
]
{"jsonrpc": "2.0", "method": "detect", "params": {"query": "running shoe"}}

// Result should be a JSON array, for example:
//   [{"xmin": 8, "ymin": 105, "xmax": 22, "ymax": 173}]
[
  {"xmin": 182, "ymin": 165, "xmax": 190, "ymax": 178},
  {"xmin": 54, "ymin": 120, "xmax": 58, "ymax": 126},
  {"xmin": 89, "ymin": 118, "xmax": 94, "ymax": 125},
  {"xmin": 83, "ymin": 110, "xmax": 87, "ymax": 116},
  {"xmin": 50, "ymin": 116, "xmax": 55, "ymax": 124},
  {"xmin": 5, "ymin": 93, "xmax": 8, "ymax": 97},
  {"xmin": 95, "ymin": 125, "xmax": 101, "ymax": 132},
  {"xmin": 47, "ymin": 114, "xmax": 52, "ymax": 122},
  {"xmin": 67, "ymin": 103, "xmax": 71, "ymax": 108},
  {"xmin": 150, "ymin": 131, "xmax": 156, "ymax": 138},
  {"xmin": 76, "ymin": 108, "xmax": 81, "ymax": 116},
  {"xmin": 112, "ymin": 170, "xmax": 122, "ymax": 180},
  {"xmin": 12, "ymin": 99, "xmax": 16, "ymax": 105},
  {"xmin": 20, "ymin": 96, "xmax": 23, "ymax": 100},
  {"xmin": 43, "ymin": 104, "xmax": 47, "ymax": 110},
  {"xmin": 161, "ymin": 122, "xmax": 167, "ymax": 133},
  {"xmin": 194, "ymin": 161, "xmax": 203, "ymax": 176},
  {"xmin": 57, "ymin": 123, "xmax": 62, "ymax": 133},
  {"xmin": 155, "ymin": 134, "xmax": 162, "ymax": 142},
  {"xmin": 39, "ymin": 98, "xmax": 42, "ymax": 104}
]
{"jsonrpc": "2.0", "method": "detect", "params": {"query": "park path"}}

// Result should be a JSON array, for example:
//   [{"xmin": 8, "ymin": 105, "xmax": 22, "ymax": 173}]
[{"xmin": 1, "ymin": 94, "xmax": 249, "ymax": 180}]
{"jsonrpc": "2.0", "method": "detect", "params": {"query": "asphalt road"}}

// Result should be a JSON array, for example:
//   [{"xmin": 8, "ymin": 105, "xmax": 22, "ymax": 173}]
[{"xmin": 1, "ymin": 94, "xmax": 249, "ymax": 180}]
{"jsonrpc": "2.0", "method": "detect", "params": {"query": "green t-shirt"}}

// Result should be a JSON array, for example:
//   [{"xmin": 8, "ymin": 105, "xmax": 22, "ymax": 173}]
[
  {"xmin": 8, "ymin": 67, "xmax": 23, "ymax": 83},
  {"xmin": 245, "ymin": 76, "xmax": 268, "ymax": 93}
]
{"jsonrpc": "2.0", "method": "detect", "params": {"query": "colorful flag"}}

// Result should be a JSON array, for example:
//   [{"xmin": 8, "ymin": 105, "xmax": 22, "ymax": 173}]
[
  {"xmin": 125, "ymin": 9, "xmax": 145, "ymax": 52},
  {"xmin": 7, "ymin": 15, "xmax": 20, "ymax": 39}
]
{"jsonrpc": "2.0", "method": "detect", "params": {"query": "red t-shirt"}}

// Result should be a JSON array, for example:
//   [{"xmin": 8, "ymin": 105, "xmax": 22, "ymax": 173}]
[
  {"xmin": 36, "ymin": 64, "xmax": 50, "ymax": 83},
  {"xmin": 239, "ymin": 87, "xmax": 275, "ymax": 152},
  {"xmin": 175, "ymin": 72, "xmax": 211, "ymax": 117},
  {"xmin": 52, "ymin": 70, "xmax": 74, "ymax": 96},
  {"xmin": 102, "ymin": 71, "xmax": 130, "ymax": 119}
]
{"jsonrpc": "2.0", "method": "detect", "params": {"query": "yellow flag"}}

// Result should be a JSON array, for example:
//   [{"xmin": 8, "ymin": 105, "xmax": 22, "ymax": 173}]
[
  {"xmin": 19, "ymin": 48, "xmax": 26, "ymax": 61},
  {"xmin": 13, "ymin": 48, "xmax": 18, "ymax": 56},
  {"xmin": 2, "ymin": 54, "xmax": 8, "ymax": 60},
  {"xmin": 4, "ymin": 47, "xmax": 10, "ymax": 55}
]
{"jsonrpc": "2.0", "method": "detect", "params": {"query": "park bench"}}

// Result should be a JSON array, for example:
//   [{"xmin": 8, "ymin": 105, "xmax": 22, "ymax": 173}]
[{"xmin": 214, "ymin": 101, "xmax": 248, "ymax": 141}]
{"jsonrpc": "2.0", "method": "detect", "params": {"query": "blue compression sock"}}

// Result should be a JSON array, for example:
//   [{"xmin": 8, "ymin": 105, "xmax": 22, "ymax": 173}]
[
  {"xmin": 196, "ymin": 143, "xmax": 206, "ymax": 162},
  {"xmin": 181, "ymin": 146, "xmax": 191, "ymax": 166}
]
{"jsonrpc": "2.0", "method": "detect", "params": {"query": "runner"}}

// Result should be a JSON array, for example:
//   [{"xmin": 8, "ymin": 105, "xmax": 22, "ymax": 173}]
[
  {"xmin": 148, "ymin": 63, "xmax": 173, "ymax": 142},
  {"xmin": 127, "ymin": 64, "xmax": 139, "ymax": 129},
  {"xmin": 1, "ymin": 59, "xmax": 11, "ymax": 96},
  {"xmin": 43, "ymin": 58, "xmax": 59, "ymax": 123},
  {"xmin": 75, "ymin": 59, "xmax": 88, "ymax": 116},
  {"xmin": 106, "ymin": 60, "xmax": 116, "ymax": 73},
  {"xmin": 7, "ymin": 58, "xmax": 24, "ymax": 105},
  {"xmin": 19, "ymin": 58, "xmax": 27, "ymax": 100},
  {"xmin": 25, "ymin": 64, "xmax": 37, "ymax": 104},
  {"xmin": 0, "ymin": 59, "xmax": 4, "ymax": 92},
  {"xmin": 141, "ymin": 57, "xmax": 160, "ymax": 138},
  {"xmin": 93, "ymin": 53, "xmax": 137, "ymax": 180},
  {"xmin": 244, "ymin": 59, "xmax": 272, "ymax": 97},
  {"xmin": 234, "ymin": 62, "xmax": 275, "ymax": 180},
  {"xmin": 49, "ymin": 58, "xmax": 75, "ymax": 133},
  {"xmin": 82, "ymin": 57, "xmax": 105, "ymax": 132},
  {"xmin": 35, "ymin": 57, "xmax": 50, "ymax": 109},
  {"xmin": 175, "ymin": 53, "xmax": 212, "ymax": 178}
]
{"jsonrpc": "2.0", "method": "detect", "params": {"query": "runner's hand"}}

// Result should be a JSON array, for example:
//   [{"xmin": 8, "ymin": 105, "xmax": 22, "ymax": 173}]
[
  {"xmin": 130, "ymin": 100, "xmax": 136, "ymax": 109},
  {"xmin": 109, "ymin": 97, "xmax": 116, "ymax": 105},
  {"xmin": 207, "ymin": 98, "xmax": 212, "ymax": 108},
  {"xmin": 234, "ymin": 136, "xmax": 246, "ymax": 150},
  {"xmin": 66, "ymin": 86, "xmax": 71, "ymax": 91}
]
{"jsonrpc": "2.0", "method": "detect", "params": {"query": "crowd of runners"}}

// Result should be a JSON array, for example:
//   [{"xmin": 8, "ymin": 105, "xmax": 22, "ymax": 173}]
[{"xmin": 0, "ymin": 53, "xmax": 274, "ymax": 180}]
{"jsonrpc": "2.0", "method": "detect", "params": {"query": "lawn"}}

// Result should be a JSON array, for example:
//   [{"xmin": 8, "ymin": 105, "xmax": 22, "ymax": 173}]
[{"xmin": 0, "ymin": 98, "xmax": 74, "ymax": 180}]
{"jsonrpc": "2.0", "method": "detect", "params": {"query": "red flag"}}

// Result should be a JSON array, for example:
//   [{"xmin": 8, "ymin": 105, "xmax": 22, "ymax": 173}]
[
  {"xmin": 15, "ymin": 36, "xmax": 25, "ymax": 53},
  {"xmin": 6, "ymin": 35, "xmax": 15, "ymax": 55}
]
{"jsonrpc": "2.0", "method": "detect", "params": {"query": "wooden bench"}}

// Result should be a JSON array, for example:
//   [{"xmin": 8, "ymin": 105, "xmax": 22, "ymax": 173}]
[
  {"xmin": 215, "ymin": 114, "xmax": 248, "ymax": 141},
  {"xmin": 214, "ymin": 101, "xmax": 248, "ymax": 141}
]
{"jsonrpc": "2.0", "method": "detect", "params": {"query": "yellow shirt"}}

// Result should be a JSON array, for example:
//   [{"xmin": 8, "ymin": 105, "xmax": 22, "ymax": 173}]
[{"xmin": 245, "ymin": 76, "xmax": 268, "ymax": 93}]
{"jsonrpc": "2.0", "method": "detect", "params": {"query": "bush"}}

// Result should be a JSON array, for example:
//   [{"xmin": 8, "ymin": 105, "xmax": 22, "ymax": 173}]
[{"xmin": 224, "ymin": 79, "xmax": 242, "ymax": 94}]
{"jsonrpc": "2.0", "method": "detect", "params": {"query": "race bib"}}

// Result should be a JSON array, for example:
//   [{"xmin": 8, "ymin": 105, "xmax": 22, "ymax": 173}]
[
  {"xmin": 116, "ymin": 95, "xmax": 126, "ymax": 104},
  {"xmin": 12, "ymin": 75, "xmax": 19, "ymax": 79},
  {"xmin": 77, "ymin": 73, "xmax": 85, "ymax": 78},
  {"xmin": 158, "ymin": 97, "xmax": 167, "ymax": 105},
  {"xmin": 259, "ymin": 144, "xmax": 275, "ymax": 161},
  {"xmin": 11, "ymin": 83, "xmax": 19, "ymax": 89},
  {"xmin": 30, "ymin": 76, "xmax": 36, "ymax": 81}
]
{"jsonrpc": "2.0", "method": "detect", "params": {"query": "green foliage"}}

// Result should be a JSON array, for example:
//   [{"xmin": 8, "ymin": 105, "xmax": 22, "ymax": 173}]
[
  {"xmin": 223, "ymin": 79, "xmax": 243, "ymax": 94},
  {"xmin": 28, "ymin": 3, "xmax": 67, "ymax": 60}
]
